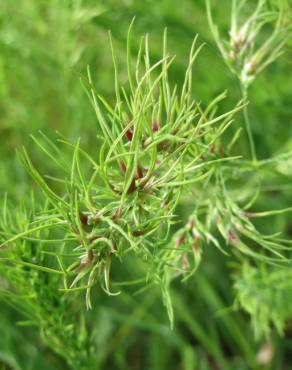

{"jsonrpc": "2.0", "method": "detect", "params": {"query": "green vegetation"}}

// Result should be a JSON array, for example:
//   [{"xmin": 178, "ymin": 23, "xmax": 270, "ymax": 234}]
[{"xmin": 0, "ymin": 1, "xmax": 292, "ymax": 369}]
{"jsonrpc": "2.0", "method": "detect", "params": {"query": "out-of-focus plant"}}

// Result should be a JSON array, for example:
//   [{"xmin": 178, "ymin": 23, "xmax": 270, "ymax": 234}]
[
  {"xmin": 207, "ymin": 0, "xmax": 292, "ymax": 344},
  {"xmin": 0, "ymin": 195, "xmax": 97, "ymax": 370},
  {"xmin": 206, "ymin": 0, "xmax": 292, "ymax": 161},
  {"xmin": 207, "ymin": 0, "xmax": 291, "ymax": 88},
  {"xmin": 234, "ymin": 262, "xmax": 292, "ymax": 339}
]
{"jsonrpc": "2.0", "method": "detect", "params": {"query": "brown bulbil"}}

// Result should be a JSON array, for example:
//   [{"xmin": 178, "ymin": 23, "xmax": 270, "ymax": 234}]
[
  {"xmin": 127, "ymin": 178, "xmax": 136, "ymax": 194},
  {"xmin": 135, "ymin": 165, "xmax": 144, "ymax": 180},
  {"xmin": 125, "ymin": 165, "xmax": 144, "ymax": 194},
  {"xmin": 151, "ymin": 121, "xmax": 160, "ymax": 133},
  {"xmin": 133, "ymin": 229, "xmax": 144, "ymax": 237},
  {"xmin": 119, "ymin": 161, "xmax": 126, "ymax": 173},
  {"xmin": 125, "ymin": 128, "xmax": 133, "ymax": 141},
  {"xmin": 75, "ymin": 249, "xmax": 94, "ymax": 272},
  {"xmin": 175, "ymin": 234, "xmax": 185, "ymax": 247},
  {"xmin": 79, "ymin": 212, "xmax": 88, "ymax": 226},
  {"xmin": 84, "ymin": 249, "xmax": 94, "ymax": 264}
]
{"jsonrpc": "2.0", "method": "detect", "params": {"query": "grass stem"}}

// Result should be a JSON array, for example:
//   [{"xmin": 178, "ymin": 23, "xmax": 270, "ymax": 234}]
[{"xmin": 242, "ymin": 87, "xmax": 257, "ymax": 163}]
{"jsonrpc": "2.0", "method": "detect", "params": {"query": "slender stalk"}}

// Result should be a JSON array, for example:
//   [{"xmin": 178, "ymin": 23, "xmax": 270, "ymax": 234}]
[{"xmin": 242, "ymin": 87, "xmax": 257, "ymax": 163}]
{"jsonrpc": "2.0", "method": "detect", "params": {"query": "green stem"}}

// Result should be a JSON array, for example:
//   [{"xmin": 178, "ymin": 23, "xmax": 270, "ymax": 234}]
[{"xmin": 242, "ymin": 87, "xmax": 257, "ymax": 163}]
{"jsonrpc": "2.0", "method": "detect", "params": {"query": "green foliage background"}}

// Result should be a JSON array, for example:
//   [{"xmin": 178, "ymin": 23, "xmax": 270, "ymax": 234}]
[{"xmin": 0, "ymin": 1, "xmax": 291, "ymax": 369}]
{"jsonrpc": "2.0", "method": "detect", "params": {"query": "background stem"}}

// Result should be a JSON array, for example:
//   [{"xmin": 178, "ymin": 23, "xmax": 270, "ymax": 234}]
[{"xmin": 242, "ymin": 87, "xmax": 257, "ymax": 162}]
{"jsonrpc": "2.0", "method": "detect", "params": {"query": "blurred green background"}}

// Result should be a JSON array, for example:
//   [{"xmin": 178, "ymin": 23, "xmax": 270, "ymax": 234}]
[{"xmin": 0, "ymin": 1, "xmax": 292, "ymax": 369}]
